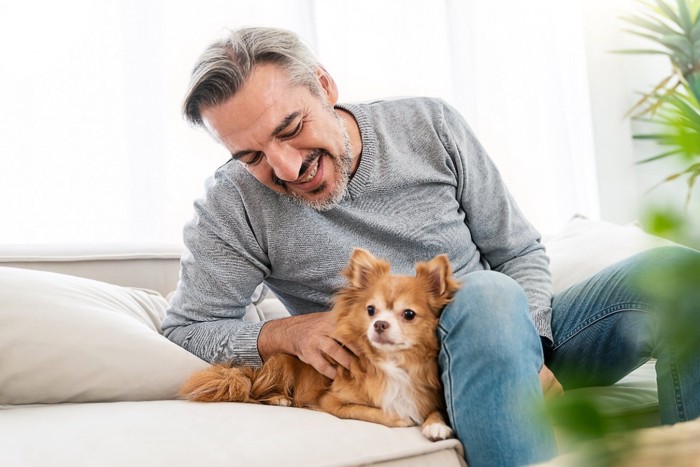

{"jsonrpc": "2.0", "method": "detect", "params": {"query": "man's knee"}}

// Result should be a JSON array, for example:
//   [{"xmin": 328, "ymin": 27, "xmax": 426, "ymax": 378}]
[{"xmin": 439, "ymin": 271, "xmax": 539, "ymax": 356}]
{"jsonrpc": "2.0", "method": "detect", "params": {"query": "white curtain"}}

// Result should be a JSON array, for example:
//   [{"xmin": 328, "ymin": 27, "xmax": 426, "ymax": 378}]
[{"xmin": 0, "ymin": 0, "xmax": 598, "ymax": 244}]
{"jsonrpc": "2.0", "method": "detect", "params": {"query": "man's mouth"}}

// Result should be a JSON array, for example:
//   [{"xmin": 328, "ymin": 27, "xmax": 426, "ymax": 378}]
[
  {"xmin": 273, "ymin": 150, "xmax": 328, "ymax": 191},
  {"xmin": 269, "ymin": 142, "xmax": 351, "ymax": 211},
  {"xmin": 293, "ymin": 157, "xmax": 320, "ymax": 184}
]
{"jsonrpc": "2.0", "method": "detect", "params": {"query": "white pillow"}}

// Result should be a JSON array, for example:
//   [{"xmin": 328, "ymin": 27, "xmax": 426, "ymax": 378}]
[
  {"xmin": 0, "ymin": 266, "xmax": 207, "ymax": 405},
  {"xmin": 544, "ymin": 216, "xmax": 676, "ymax": 294}
]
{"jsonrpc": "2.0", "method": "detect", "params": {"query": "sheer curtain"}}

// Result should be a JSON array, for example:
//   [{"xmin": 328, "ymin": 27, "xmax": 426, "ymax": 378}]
[{"xmin": 0, "ymin": 0, "xmax": 598, "ymax": 244}]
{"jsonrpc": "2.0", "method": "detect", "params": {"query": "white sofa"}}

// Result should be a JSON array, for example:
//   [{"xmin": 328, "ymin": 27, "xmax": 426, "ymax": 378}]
[{"xmin": 0, "ymin": 217, "xmax": 672, "ymax": 466}]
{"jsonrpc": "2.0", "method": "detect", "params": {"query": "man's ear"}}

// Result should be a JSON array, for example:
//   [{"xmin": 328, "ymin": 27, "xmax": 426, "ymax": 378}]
[
  {"xmin": 315, "ymin": 66, "xmax": 338, "ymax": 106},
  {"xmin": 343, "ymin": 248, "xmax": 390, "ymax": 289}
]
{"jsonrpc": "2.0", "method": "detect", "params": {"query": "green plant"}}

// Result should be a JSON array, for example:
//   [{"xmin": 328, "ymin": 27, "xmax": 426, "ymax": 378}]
[{"xmin": 620, "ymin": 0, "xmax": 700, "ymax": 206}]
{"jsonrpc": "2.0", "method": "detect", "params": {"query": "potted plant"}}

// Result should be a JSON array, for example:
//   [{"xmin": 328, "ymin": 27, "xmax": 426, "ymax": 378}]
[{"xmin": 621, "ymin": 0, "xmax": 700, "ymax": 210}]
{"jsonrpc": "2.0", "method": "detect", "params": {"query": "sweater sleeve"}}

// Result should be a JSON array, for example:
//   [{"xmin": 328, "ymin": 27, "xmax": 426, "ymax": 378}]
[
  {"xmin": 161, "ymin": 170, "xmax": 271, "ymax": 367},
  {"xmin": 439, "ymin": 101, "xmax": 553, "ymax": 341}
]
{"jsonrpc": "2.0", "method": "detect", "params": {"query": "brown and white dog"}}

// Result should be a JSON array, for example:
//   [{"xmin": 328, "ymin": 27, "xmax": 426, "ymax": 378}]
[{"xmin": 179, "ymin": 248, "xmax": 460, "ymax": 441}]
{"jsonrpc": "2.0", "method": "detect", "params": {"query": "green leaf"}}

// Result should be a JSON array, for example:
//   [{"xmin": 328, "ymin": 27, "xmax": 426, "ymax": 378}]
[
  {"xmin": 636, "ymin": 149, "xmax": 684, "ymax": 163},
  {"xmin": 613, "ymin": 48, "xmax": 672, "ymax": 55},
  {"xmin": 665, "ymin": 92, "xmax": 700, "ymax": 125},
  {"xmin": 657, "ymin": 0, "xmax": 684, "ymax": 26},
  {"xmin": 622, "ymin": 13, "xmax": 682, "ymax": 36},
  {"xmin": 691, "ymin": 16, "xmax": 700, "ymax": 41},
  {"xmin": 642, "ymin": 208, "xmax": 687, "ymax": 236},
  {"xmin": 633, "ymin": 132, "xmax": 677, "ymax": 139},
  {"xmin": 657, "ymin": 34, "xmax": 694, "ymax": 61},
  {"xmin": 687, "ymin": 74, "xmax": 700, "ymax": 102},
  {"xmin": 685, "ymin": 167, "xmax": 700, "ymax": 206},
  {"xmin": 677, "ymin": 0, "xmax": 694, "ymax": 31},
  {"xmin": 626, "ymin": 74, "xmax": 679, "ymax": 117},
  {"xmin": 682, "ymin": 162, "xmax": 700, "ymax": 174},
  {"xmin": 623, "ymin": 29, "xmax": 662, "ymax": 43}
]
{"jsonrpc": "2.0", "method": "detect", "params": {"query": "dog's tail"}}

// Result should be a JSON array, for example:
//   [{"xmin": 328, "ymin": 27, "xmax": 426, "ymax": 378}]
[
  {"xmin": 247, "ymin": 354, "xmax": 298, "ymax": 404},
  {"xmin": 179, "ymin": 365, "xmax": 258, "ymax": 403}
]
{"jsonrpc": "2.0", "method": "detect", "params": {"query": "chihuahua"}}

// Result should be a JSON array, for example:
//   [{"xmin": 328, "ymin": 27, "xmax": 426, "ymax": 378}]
[{"xmin": 179, "ymin": 248, "xmax": 460, "ymax": 441}]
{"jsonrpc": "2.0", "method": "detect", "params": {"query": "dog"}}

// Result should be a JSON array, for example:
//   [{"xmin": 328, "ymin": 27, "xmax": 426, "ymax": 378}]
[{"xmin": 179, "ymin": 248, "xmax": 460, "ymax": 441}]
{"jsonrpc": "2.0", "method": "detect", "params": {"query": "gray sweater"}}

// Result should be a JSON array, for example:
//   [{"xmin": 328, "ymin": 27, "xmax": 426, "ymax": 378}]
[{"xmin": 162, "ymin": 97, "xmax": 552, "ymax": 366}]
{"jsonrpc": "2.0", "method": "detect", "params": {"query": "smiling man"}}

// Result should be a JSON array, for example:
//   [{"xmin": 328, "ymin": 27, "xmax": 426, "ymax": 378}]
[
  {"xmin": 200, "ymin": 62, "xmax": 359, "ymax": 210},
  {"xmin": 163, "ymin": 27, "xmax": 700, "ymax": 467}
]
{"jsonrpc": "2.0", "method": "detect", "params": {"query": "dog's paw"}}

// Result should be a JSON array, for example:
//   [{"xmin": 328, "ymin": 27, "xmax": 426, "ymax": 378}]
[
  {"xmin": 421, "ymin": 422, "xmax": 454, "ymax": 441},
  {"xmin": 385, "ymin": 416, "xmax": 416, "ymax": 428},
  {"xmin": 266, "ymin": 395, "xmax": 293, "ymax": 407}
]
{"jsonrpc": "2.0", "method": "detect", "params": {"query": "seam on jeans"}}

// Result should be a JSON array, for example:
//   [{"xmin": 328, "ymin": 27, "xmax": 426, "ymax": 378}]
[
  {"xmin": 437, "ymin": 323, "xmax": 457, "ymax": 428},
  {"xmin": 669, "ymin": 351, "xmax": 686, "ymax": 421},
  {"xmin": 553, "ymin": 302, "xmax": 653, "ymax": 350}
]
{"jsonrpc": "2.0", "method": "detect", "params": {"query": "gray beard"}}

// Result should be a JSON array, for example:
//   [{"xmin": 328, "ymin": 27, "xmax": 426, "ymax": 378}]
[{"xmin": 284, "ymin": 116, "xmax": 353, "ymax": 211}]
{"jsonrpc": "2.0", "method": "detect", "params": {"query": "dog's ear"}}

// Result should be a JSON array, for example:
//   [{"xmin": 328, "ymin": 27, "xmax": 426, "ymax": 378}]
[
  {"xmin": 416, "ymin": 254, "xmax": 459, "ymax": 298},
  {"xmin": 344, "ymin": 248, "xmax": 390, "ymax": 288}
]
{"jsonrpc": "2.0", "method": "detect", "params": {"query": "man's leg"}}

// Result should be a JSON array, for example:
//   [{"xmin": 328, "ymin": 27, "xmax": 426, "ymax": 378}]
[
  {"xmin": 438, "ymin": 270, "xmax": 557, "ymax": 467},
  {"xmin": 549, "ymin": 246, "xmax": 700, "ymax": 424}
]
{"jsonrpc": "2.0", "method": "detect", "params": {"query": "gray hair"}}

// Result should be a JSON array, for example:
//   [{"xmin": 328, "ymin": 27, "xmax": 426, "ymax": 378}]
[{"xmin": 183, "ymin": 27, "xmax": 321, "ymax": 126}]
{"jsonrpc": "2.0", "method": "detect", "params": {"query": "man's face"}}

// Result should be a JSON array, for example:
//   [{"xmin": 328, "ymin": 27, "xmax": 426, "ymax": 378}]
[{"xmin": 201, "ymin": 63, "xmax": 357, "ymax": 210}]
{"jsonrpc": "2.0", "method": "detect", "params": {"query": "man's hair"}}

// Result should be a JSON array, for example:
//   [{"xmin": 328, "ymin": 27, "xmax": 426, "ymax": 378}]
[{"xmin": 182, "ymin": 27, "xmax": 321, "ymax": 127}]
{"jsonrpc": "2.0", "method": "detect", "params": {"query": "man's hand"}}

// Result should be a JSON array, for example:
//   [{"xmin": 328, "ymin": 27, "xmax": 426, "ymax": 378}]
[
  {"xmin": 539, "ymin": 364, "xmax": 563, "ymax": 399},
  {"xmin": 258, "ymin": 312, "xmax": 358, "ymax": 380}
]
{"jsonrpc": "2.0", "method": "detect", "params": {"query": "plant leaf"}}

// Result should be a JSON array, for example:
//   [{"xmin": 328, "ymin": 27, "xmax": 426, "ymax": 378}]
[
  {"xmin": 677, "ymin": 0, "xmax": 694, "ymax": 31},
  {"xmin": 622, "ymin": 13, "xmax": 683, "ymax": 36},
  {"xmin": 633, "ymin": 133, "xmax": 677, "ymax": 139},
  {"xmin": 626, "ymin": 74, "xmax": 679, "ymax": 117},
  {"xmin": 656, "ymin": 35, "xmax": 694, "ymax": 62},
  {"xmin": 613, "ymin": 48, "xmax": 672, "ymax": 55},
  {"xmin": 656, "ymin": 0, "xmax": 684, "ymax": 26},
  {"xmin": 687, "ymin": 74, "xmax": 700, "ymax": 102},
  {"xmin": 637, "ymin": 149, "xmax": 685, "ymax": 163},
  {"xmin": 691, "ymin": 15, "xmax": 700, "ymax": 41},
  {"xmin": 686, "ymin": 165, "xmax": 700, "ymax": 206}
]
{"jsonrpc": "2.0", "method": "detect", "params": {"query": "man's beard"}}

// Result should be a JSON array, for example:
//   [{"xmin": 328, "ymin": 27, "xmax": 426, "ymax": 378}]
[{"xmin": 274, "ymin": 114, "xmax": 353, "ymax": 211}]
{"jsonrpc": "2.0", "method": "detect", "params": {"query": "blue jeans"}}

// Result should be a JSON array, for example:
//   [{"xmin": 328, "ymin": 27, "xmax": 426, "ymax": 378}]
[{"xmin": 438, "ymin": 246, "xmax": 700, "ymax": 467}]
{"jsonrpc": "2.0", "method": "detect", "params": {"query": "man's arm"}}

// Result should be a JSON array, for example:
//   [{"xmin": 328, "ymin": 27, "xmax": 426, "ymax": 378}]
[{"xmin": 161, "ymin": 173, "xmax": 270, "ymax": 366}]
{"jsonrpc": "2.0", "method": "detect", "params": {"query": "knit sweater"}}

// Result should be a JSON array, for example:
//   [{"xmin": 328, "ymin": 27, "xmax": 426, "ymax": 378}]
[{"xmin": 162, "ymin": 97, "xmax": 553, "ymax": 367}]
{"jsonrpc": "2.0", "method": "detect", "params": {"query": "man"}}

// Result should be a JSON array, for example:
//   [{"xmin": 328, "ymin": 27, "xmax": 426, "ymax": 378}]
[{"xmin": 163, "ymin": 27, "xmax": 700, "ymax": 467}]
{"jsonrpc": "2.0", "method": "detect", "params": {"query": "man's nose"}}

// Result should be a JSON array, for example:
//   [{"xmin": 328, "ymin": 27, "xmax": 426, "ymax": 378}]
[{"xmin": 266, "ymin": 143, "xmax": 302, "ymax": 182}]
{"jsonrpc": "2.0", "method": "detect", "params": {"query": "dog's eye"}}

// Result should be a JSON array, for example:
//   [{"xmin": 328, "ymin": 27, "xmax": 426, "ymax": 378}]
[
  {"xmin": 403, "ymin": 309, "xmax": 416, "ymax": 321},
  {"xmin": 367, "ymin": 305, "xmax": 375, "ymax": 316}
]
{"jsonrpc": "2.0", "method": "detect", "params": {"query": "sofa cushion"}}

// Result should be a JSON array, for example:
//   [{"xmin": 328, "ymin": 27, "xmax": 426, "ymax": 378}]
[
  {"xmin": 0, "ymin": 401, "xmax": 465, "ymax": 467},
  {"xmin": 543, "ymin": 215, "xmax": 675, "ymax": 294},
  {"xmin": 0, "ymin": 267, "xmax": 207, "ymax": 405}
]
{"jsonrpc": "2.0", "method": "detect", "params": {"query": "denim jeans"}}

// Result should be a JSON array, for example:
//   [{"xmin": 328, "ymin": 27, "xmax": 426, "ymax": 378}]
[{"xmin": 437, "ymin": 246, "xmax": 700, "ymax": 467}]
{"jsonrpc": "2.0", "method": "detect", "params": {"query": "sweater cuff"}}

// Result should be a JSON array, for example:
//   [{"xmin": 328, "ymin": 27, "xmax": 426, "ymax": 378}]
[
  {"xmin": 231, "ymin": 321, "xmax": 265, "ymax": 367},
  {"xmin": 175, "ymin": 319, "xmax": 266, "ymax": 368},
  {"xmin": 530, "ymin": 305, "xmax": 553, "ymax": 342}
]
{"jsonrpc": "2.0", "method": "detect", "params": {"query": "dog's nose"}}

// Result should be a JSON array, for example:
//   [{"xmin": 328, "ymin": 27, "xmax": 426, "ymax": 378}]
[{"xmin": 374, "ymin": 320, "xmax": 390, "ymax": 333}]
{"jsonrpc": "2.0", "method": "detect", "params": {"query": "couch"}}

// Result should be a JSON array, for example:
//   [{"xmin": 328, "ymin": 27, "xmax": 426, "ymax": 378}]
[{"xmin": 0, "ymin": 217, "xmax": 673, "ymax": 466}]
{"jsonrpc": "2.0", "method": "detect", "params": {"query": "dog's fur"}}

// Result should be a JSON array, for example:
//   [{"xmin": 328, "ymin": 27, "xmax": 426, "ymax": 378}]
[{"xmin": 179, "ymin": 248, "xmax": 460, "ymax": 440}]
